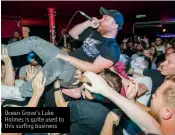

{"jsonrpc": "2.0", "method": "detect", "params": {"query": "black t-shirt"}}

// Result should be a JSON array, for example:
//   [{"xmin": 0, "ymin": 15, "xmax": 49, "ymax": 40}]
[
  {"xmin": 143, "ymin": 69, "xmax": 165, "ymax": 106},
  {"xmin": 68, "ymin": 28, "xmax": 120, "ymax": 64},
  {"xmin": 67, "ymin": 100, "xmax": 111, "ymax": 135}
]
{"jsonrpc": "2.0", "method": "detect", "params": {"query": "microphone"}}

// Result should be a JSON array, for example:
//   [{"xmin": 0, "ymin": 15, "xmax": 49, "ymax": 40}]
[{"xmin": 79, "ymin": 11, "xmax": 93, "ymax": 21}]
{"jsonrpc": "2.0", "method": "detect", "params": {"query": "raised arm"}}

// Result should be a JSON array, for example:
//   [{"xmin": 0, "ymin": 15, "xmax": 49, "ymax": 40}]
[
  {"xmin": 69, "ymin": 19, "xmax": 99, "ymax": 39},
  {"xmin": 54, "ymin": 79, "xmax": 69, "ymax": 107},
  {"xmin": 56, "ymin": 54, "xmax": 113, "ymax": 73},
  {"xmin": 83, "ymin": 71, "xmax": 164, "ymax": 135},
  {"xmin": 1, "ymin": 48, "xmax": 15, "ymax": 86},
  {"xmin": 100, "ymin": 111, "xmax": 120, "ymax": 135},
  {"xmin": 27, "ymin": 72, "xmax": 46, "ymax": 107}
]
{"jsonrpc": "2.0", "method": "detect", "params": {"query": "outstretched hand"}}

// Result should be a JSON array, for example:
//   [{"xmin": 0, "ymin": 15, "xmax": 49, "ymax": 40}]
[
  {"xmin": 126, "ymin": 79, "xmax": 139, "ymax": 100},
  {"xmin": 25, "ymin": 65, "xmax": 38, "ymax": 80},
  {"xmin": 32, "ymin": 72, "xmax": 46, "ymax": 97},
  {"xmin": 72, "ymin": 70, "xmax": 83, "ymax": 85},
  {"xmin": 1, "ymin": 47, "xmax": 11, "ymax": 64},
  {"xmin": 82, "ymin": 71, "xmax": 112, "ymax": 96}
]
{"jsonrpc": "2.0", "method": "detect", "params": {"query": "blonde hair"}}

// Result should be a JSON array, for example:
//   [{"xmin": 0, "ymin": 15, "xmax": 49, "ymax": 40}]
[
  {"xmin": 163, "ymin": 86, "xmax": 175, "ymax": 108},
  {"xmin": 163, "ymin": 78, "xmax": 175, "ymax": 108}
]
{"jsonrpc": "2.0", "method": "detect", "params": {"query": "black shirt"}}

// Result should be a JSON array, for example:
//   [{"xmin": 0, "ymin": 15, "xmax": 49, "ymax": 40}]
[
  {"xmin": 67, "ymin": 100, "xmax": 111, "ymax": 135},
  {"xmin": 69, "ymin": 28, "xmax": 120, "ymax": 64},
  {"xmin": 143, "ymin": 69, "xmax": 165, "ymax": 106}
]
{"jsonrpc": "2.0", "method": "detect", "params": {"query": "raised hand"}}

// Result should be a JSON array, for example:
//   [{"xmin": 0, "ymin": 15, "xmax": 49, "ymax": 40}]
[
  {"xmin": 1, "ymin": 47, "xmax": 11, "ymax": 64},
  {"xmin": 143, "ymin": 37, "xmax": 149, "ymax": 43},
  {"xmin": 126, "ymin": 79, "xmax": 139, "ymax": 100},
  {"xmin": 82, "ymin": 71, "xmax": 112, "ymax": 96},
  {"xmin": 72, "ymin": 70, "xmax": 83, "ymax": 85},
  {"xmin": 122, "ymin": 38, "xmax": 129, "ymax": 43},
  {"xmin": 84, "ymin": 17, "xmax": 100, "ymax": 29},
  {"xmin": 32, "ymin": 72, "xmax": 46, "ymax": 97},
  {"xmin": 25, "ymin": 65, "xmax": 37, "ymax": 81},
  {"xmin": 107, "ymin": 111, "xmax": 120, "ymax": 126}
]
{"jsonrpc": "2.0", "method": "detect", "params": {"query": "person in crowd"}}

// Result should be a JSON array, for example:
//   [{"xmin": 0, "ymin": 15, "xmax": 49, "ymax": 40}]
[
  {"xmin": 22, "ymin": 26, "xmax": 30, "ymax": 38},
  {"xmin": 133, "ymin": 53, "xmax": 175, "ymax": 107},
  {"xmin": 165, "ymin": 47, "xmax": 175, "ymax": 58},
  {"xmin": 2, "ymin": 72, "xmax": 46, "ymax": 135},
  {"xmin": 19, "ymin": 52, "xmax": 42, "ymax": 80},
  {"xmin": 83, "ymin": 71, "xmax": 175, "ymax": 135},
  {"xmin": 122, "ymin": 39, "xmax": 136, "ymax": 57},
  {"xmin": 54, "ymin": 68, "xmax": 123, "ymax": 135},
  {"xmin": 155, "ymin": 37, "xmax": 165, "ymax": 56},
  {"xmin": 8, "ymin": 30, "xmax": 22, "ymax": 44},
  {"xmin": 1, "ymin": 48, "xmax": 25, "ymax": 101},
  {"xmin": 5, "ymin": 7, "xmax": 123, "ymax": 99},
  {"xmin": 123, "ymin": 56, "xmax": 152, "ymax": 135},
  {"xmin": 149, "ymin": 46, "xmax": 158, "ymax": 69},
  {"xmin": 151, "ymin": 41, "xmax": 156, "ymax": 47}
]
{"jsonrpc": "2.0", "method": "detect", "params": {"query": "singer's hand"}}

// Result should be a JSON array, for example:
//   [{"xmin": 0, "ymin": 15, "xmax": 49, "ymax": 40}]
[
  {"xmin": 92, "ymin": 17, "xmax": 100, "ymax": 28},
  {"xmin": 84, "ymin": 17, "xmax": 99, "ymax": 29}
]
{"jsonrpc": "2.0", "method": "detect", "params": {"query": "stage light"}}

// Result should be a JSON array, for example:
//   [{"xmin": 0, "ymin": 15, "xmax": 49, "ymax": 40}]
[{"xmin": 162, "ymin": 28, "xmax": 166, "ymax": 32}]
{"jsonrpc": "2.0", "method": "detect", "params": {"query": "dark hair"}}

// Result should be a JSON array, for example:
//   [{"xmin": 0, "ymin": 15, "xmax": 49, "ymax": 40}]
[
  {"xmin": 100, "ymin": 69, "xmax": 122, "ymax": 93},
  {"xmin": 144, "ymin": 56, "xmax": 152, "ymax": 69},
  {"xmin": 149, "ymin": 46, "xmax": 157, "ymax": 58}
]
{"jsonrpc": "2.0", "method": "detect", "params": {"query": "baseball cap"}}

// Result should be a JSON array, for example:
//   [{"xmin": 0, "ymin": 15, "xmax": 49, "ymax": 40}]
[
  {"xmin": 27, "ymin": 52, "xmax": 35, "ymax": 63},
  {"xmin": 100, "ymin": 7, "xmax": 124, "ymax": 31}
]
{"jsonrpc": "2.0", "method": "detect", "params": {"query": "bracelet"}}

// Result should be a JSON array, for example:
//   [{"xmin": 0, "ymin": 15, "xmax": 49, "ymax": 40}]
[{"xmin": 54, "ymin": 88, "xmax": 61, "ymax": 91}]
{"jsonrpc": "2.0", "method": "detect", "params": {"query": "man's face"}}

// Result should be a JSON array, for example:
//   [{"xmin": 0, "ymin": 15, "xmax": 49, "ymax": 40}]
[
  {"xmin": 13, "ymin": 31, "xmax": 19, "ymax": 38},
  {"xmin": 160, "ymin": 53, "xmax": 175, "ymax": 76},
  {"xmin": 97, "ymin": 15, "xmax": 117, "ymax": 34},
  {"xmin": 128, "ymin": 42, "xmax": 133, "ymax": 48},
  {"xmin": 155, "ymin": 38, "xmax": 162, "ymax": 46},
  {"xmin": 120, "ymin": 43, "xmax": 125, "ymax": 50},
  {"xmin": 165, "ymin": 48, "xmax": 175, "ymax": 57},
  {"xmin": 150, "ymin": 47, "xmax": 156, "ymax": 55},
  {"xmin": 136, "ymin": 44, "xmax": 144, "ymax": 52},
  {"xmin": 30, "ymin": 60, "xmax": 38, "ymax": 66},
  {"xmin": 143, "ymin": 50, "xmax": 151, "ymax": 58},
  {"xmin": 151, "ymin": 42, "xmax": 156, "ymax": 47}
]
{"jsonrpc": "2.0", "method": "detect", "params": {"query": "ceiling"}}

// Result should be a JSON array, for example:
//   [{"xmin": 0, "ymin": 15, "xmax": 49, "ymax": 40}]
[{"xmin": 2, "ymin": 1, "xmax": 175, "ymax": 23}]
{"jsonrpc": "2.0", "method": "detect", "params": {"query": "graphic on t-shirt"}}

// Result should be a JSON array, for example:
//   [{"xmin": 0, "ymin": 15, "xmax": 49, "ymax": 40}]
[{"xmin": 82, "ymin": 35, "xmax": 101, "ymax": 58}]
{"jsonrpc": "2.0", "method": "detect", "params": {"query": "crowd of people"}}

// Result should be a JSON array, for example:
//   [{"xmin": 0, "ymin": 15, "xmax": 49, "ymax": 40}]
[{"xmin": 1, "ymin": 7, "xmax": 175, "ymax": 135}]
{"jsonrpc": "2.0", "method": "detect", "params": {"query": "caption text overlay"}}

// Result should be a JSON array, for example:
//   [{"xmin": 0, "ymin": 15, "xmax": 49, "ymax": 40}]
[{"xmin": 2, "ymin": 107, "xmax": 70, "ymax": 133}]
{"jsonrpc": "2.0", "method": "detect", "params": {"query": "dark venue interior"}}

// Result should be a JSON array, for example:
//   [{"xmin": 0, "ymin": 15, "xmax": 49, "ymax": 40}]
[
  {"xmin": 1, "ymin": 1, "xmax": 175, "ymax": 135},
  {"xmin": 2, "ymin": 1, "xmax": 175, "ymax": 39}
]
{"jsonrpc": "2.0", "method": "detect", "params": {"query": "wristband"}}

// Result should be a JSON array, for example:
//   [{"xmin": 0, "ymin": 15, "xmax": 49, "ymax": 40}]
[{"xmin": 54, "ymin": 88, "xmax": 61, "ymax": 91}]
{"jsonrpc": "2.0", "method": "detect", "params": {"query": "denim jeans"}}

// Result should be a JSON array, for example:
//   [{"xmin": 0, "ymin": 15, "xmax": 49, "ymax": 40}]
[{"xmin": 7, "ymin": 36, "xmax": 77, "ymax": 97}]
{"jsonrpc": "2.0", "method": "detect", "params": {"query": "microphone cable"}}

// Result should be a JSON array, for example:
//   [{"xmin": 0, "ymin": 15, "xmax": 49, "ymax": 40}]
[{"xmin": 57, "ymin": 11, "xmax": 82, "ymax": 47}]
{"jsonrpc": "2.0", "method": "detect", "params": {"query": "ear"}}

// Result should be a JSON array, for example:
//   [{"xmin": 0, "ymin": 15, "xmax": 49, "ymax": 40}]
[
  {"xmin": 160, "ymin": 108, "xmax": 173, "ymax": 120},
  {"xmin": 113, "ymin": 24, "xmax": 118, "ymax": 30}
]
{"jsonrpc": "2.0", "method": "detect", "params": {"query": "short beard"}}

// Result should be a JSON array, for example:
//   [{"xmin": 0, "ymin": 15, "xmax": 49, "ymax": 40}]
[{"xmin": 149, "ymin": 110, "xmax": 161, "ymax": 124}]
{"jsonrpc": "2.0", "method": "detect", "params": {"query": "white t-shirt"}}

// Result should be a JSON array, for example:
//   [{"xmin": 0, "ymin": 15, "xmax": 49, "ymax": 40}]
[
  {"xmin": 156, "ymin": 45, "xmax": 165, "ymax": 56},
  {"xmin": 1, "ymin": 79, "xmax": 25, "ymax": 101},
  {"xmin": 135, "ymin": 76, "xmax": 152, "ymax": 105}
]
